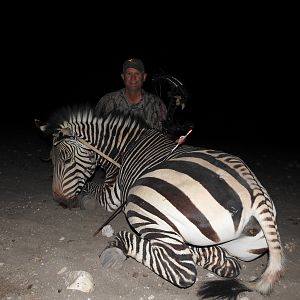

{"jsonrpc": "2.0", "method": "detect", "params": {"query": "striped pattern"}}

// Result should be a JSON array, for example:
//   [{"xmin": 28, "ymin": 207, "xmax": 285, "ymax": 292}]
[
  {"xmin": 39, "ymin": 106, "xmax": 284, "ymax": 296},
  {"xmin": 42, "ymin": 107, "xmax": 148, "ymax": 210},
  {"xmin": 101, "ymin": 119, "xmax": 283, "ymax": 294}
]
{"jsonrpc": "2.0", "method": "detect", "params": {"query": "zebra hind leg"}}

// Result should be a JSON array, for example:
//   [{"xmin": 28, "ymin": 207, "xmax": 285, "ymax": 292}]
[
  {"xmin": 189, "ymin": 245, "xmax": 241, "ymax": 278},
  {"xmin": 190, "ymin": 245, "xmax": 252, "ymax": 299},
  {"xmin": 99, "ymin": 238, "xmax": 127, "ymax": 270},
  {"xmin": 99, "ymin": 230, "xmax": 198, "ymax": 288}
]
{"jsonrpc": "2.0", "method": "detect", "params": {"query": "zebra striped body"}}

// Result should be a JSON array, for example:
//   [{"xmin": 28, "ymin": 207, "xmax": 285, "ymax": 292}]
[{"xmin": 37, "ymin": 106, "xmax": 284, "ymax": 298}]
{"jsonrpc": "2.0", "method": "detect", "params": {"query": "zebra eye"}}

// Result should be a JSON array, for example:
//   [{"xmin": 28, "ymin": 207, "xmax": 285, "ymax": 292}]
[
  {"xmin": 88, "ymin": 152, "xmax": 95, "ymax": 162},
  {"xmin": 64, "ymin": 157, "xmax": 73, "ymax": 164}
]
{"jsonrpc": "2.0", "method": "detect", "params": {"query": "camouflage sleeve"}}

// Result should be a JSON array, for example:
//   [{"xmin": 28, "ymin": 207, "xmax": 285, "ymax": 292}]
[{"xmin": 95, "ymin": 94, "xmax": 115, "ymax": 116}]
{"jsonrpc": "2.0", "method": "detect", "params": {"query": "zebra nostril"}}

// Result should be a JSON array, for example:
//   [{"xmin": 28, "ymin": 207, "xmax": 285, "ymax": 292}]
[
  {"xmin": 52, "ymin": 192, "xmax": 80, "ymax": 209},
  {"xmin": 52, "ymin": 192, "xmax": 61, "ymax": 201}
]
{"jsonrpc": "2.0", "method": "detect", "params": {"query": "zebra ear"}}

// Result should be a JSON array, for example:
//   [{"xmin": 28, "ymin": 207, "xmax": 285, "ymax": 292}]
[
  {"xmin": 35, "ymin": 119, "xmax": 49, "ymax": 133},
  {"xmin": 59, "ymin": 127, "xmax": 73, "ymax": 137},
  {"xmin": 53, "ymin": 127, "xmax": 74, "ymax": 144}
]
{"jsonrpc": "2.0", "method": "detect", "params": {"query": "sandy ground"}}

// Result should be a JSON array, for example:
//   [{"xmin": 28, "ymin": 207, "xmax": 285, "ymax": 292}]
[{"xmin": 0, "ymin": 127, "xmax": 299, "ymax": 300}]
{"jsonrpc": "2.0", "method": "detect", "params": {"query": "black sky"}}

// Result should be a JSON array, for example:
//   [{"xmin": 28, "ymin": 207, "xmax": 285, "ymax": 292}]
[{"xmin": 3, "ymin": 10, "xmax": 297, "ymax": 149}]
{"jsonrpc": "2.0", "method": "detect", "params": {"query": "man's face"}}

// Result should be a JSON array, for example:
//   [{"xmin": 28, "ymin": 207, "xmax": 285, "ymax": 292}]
[{"xmin": 121, "ymin": 67, "xmax": 147, "ymax": 91}]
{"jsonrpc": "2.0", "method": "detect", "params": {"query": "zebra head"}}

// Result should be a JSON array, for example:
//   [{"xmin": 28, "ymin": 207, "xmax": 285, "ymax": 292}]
[
  {"xmin": 36, "ymin": 105, "xmax": 150, "ymax": 208},
  {"xmin": 36, "ymin": 116, "xmax": 98, "ymax": 208},
  {"xmin": 49, "ymin": 126, "xmax": 98, "ymax": 207}
]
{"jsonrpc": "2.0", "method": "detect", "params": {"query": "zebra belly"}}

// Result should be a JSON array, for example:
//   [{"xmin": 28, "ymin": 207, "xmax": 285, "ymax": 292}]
[
  {"xmin": 125, "ymin": 157, "xmax": 254, "ymax": 246},
  {"xmin": 126, "ymin": 184, "xmax": 247, "ymax": 246}
]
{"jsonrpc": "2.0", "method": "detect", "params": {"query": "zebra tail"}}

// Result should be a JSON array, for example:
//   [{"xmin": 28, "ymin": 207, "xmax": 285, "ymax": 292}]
[
  {"xmin": 250, "ymin": 210, "xmax": 285, "ymax": 295},
  {"xmin": 233, "ymin": 211, "xmax": 285, "ymax": 296}
]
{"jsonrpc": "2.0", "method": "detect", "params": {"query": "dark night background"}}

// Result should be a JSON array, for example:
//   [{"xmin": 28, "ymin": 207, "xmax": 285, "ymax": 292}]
[
  {"xmin": 1, "ymin": 7, "xmax": 299, "ymax": 299},
  {"xmin": 3, "ymin": 8, "xmax": 297, "ymax": 153}
]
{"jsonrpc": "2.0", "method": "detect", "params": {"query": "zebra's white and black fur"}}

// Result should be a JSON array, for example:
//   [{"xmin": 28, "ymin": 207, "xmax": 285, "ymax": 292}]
[{"xmin": 37, "ymin": 105, "xmax": 284, "ymax": 299}]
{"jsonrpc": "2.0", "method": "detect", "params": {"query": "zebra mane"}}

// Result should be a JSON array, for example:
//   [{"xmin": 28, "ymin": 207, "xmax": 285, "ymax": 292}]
[{"xmin": 45, "ymin": 104, "xmax": 150, "ymax": 134}]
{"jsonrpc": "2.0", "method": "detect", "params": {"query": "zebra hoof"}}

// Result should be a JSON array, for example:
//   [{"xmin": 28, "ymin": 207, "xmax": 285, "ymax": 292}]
[
  {"xmin": 99, "ymin": 247, "xmax": 126, "ymax": 270},
  {"xmin": 79, "ymin": 193, "xmax": 97, "ymax": 210}
]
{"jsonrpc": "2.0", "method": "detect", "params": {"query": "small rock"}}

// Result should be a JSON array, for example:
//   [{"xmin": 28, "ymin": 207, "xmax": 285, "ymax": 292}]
[
  {"xmin": 284, "ymin": 242, "xmax": 296, "ymax": 252},
  {"xmin": 65, "ymin": 271, "xmax": 95, "ymax": 293},
  {"xmin": 57, "ymin": 267, "xmax": 67, "ymax": 274},
  {"xmin": 102, "ymin": 225, "xmax": 114, "ymax": 237}
]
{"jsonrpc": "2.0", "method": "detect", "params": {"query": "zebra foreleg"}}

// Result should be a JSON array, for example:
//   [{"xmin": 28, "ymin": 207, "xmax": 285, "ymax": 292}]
[
  {"xmin": 189, "ymin": 245, "xmax": 241, "ymax": 278},
  {"xmin": 100, "ymin": 230, "xmax": 197, "ymax": 288},
  {"xmin": 65, "ymin": 182, "xmax": 98, "ymax": 210}
]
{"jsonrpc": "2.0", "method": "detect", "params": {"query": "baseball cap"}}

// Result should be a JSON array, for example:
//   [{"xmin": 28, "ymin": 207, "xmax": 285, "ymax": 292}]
[{"xmin": 123, "ymin": 58, "xmax": 145, "ymax": 73}]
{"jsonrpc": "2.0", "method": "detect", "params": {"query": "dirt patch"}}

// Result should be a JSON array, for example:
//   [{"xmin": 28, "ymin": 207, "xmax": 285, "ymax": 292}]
[{"xmin": 0, "ymin": 127, "xmax": 299, "ymax": 300}]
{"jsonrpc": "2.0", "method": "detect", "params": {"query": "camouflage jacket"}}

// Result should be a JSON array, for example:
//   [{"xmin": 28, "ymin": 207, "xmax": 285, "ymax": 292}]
[{"xmin": 95, "ymin": 88, "xmax": 167, "ymax": 131}]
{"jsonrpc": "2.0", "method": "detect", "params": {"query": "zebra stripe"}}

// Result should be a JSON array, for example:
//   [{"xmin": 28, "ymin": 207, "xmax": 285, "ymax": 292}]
[{"xmin": 38, "ymin": 106, "xmax": 284, "ymax": 297}]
